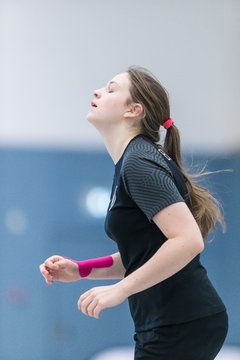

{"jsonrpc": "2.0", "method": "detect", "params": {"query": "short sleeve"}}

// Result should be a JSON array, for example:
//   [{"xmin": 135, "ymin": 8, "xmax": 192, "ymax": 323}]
[{"xmin": 122, "ymin": 154, "xmax": 184, "ymax": 221}]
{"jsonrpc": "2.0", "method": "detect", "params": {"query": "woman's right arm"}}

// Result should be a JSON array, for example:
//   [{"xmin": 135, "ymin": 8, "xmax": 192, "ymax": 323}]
[{"xmin": 39, "ymin": 252, "xmax": 125, "ymax": 285}]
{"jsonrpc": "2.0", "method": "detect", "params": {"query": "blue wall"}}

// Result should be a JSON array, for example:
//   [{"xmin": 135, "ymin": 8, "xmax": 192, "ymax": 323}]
[{"xmin": 0, "ymin": 148, "xmax": 239, "ymax": 360}]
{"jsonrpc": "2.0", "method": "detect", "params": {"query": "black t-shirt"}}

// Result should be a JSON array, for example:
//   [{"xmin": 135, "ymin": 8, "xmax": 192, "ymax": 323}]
[{"xmin": 105, "ymin": 134, "xmax": 226, "ymax": 332}]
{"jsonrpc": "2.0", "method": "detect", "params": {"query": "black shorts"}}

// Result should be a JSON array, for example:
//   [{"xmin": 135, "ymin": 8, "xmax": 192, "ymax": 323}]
[{"xmin": 134, "ymin": 311, "xmax": 228, "ymax": 360}]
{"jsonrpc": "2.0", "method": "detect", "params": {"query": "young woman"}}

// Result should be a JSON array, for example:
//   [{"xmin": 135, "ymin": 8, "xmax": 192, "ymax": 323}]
[{"xmin": 40, "ymin": 66, "xmax": 228, "ymax": 360}]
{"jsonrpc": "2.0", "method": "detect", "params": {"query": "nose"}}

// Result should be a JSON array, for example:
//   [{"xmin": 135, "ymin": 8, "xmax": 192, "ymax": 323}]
[{"xmin": 93, "ymin": 88, "xmax": 101, "ymax": 98}]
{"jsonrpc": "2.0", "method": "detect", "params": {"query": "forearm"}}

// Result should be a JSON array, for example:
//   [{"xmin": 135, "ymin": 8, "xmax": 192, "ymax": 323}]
[
  {"xmin": 118, "ymin": 236, "xmax": 204, "ymax": 297},
  {"xmin": 83, "ymin": 252, "xmax": 125, "ymax": 280}
]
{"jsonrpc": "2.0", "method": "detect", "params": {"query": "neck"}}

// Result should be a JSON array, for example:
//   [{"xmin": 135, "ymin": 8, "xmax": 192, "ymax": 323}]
[{"xmin": 99, "ymin": 126, "xmax": 140, "ymax": 164}]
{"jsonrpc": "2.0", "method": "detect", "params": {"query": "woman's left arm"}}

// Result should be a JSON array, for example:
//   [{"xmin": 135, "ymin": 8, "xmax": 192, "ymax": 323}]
[
  {"xmin": 78, "ymin": 202, "xmax": 204, "ymax": 318},
  {"xmin": 118, "ymin": 202, "xmax": 204, "ymax": 297}
]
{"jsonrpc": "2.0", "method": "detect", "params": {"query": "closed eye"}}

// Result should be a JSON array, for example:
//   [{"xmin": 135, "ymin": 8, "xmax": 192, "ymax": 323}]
[
  {"xmin": 106, "ymin": 80, "xmax": 118, "ymax": 93},
  {"xmin": 106, "ymin": 85, "xmax": 114, "ymax": 93}
]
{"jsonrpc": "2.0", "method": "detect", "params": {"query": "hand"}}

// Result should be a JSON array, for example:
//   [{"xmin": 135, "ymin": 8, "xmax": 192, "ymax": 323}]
[
  {"xmin": 39, "ymin": 255, "xmax": 80, "ymax": 284},
  {"xmin": 77, "ymin": 283, "xmax": 127, "ymax": 319}
]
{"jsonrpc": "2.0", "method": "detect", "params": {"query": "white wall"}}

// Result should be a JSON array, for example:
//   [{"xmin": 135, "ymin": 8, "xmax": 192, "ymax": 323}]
[{"xmin": 0, "ymin": 0, "xmax": 239, "ymax": 152}]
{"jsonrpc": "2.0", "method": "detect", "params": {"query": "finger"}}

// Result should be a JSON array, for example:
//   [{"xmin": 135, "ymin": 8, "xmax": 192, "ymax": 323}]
[
  {"xmin": 44, "ymin": 260, "xmax": 59, "ymax": 270},
  {"xmin": 44, "ymin": 255, "xmax": 63, "ymax": 269},
  {"xmin": 41, "ymin": 270, "xmax": 53, "ymax": 284},
  {"xmin": 79, "ymin": 296, "xmax": 93, "ymax": 315},
  {"xmin": 45, "ymin": 277, "xmax": 53, "ymax": 285},
  {"xmin": 80, "ymin": 294, "xmax": 103, "ymax": 319},
  {"xmin": 45, "ymin": 255, "xmax": 62, "ymax": 263},
  {"xmin": 78, "ymin": 289, "xmax": 94, "ymax": 305},
  {"xmin": 79, "ymin": 288, "xmax": 97, "ymax": 302},
  {"xmin": 39, "ymin": 263, "xmax": 45, "ymax": 274},
  {"xmin": 39, "ymin": 264, "xmax": 50, "ymax": 277},
  {"xmin": 39, "ymin": 263, "xmax": 49, "ymax": 272},
  {"xmin": 78, "ymin": 294, "xmax": 94, "ymax": 314},
  {"xmin": 39, "ymin": 264, "xmax": 54, "ymax": 284},
  {"xmin": 43, "ymin": 271, "xmax": 54, "ymax": 284},
  {"xmin": 85, "ymin": 298, "xmax": 98, "ymax": 317},
  {"xmin": 93, "ymin": 304, "xmax": 102, "ymax": 319}
]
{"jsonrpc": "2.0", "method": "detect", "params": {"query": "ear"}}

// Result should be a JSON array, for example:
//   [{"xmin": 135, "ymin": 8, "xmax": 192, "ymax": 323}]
[{"xmin": 124, "ymin": 103, "xmax": 144, "ymax": 120}]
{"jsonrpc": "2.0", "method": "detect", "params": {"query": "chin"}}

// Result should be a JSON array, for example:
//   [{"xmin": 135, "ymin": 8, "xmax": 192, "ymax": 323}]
[
  {"xmin": 86, "ymin": 115, "xmax": 99, "ymax": 129},
  {"xmin": 86, "ymin": 112, "xmax": 94, "ymax": 123}
]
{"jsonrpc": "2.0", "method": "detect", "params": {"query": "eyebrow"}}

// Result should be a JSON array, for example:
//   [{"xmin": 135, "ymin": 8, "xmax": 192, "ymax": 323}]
[{"xmin": 108, "ymin": 81, "xmax": 119, "ymax": 86}]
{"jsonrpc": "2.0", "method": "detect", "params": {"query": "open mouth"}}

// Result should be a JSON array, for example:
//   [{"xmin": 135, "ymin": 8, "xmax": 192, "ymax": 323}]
[{"xmin": 91, "ymin": 101, "xmax": 97, "ymax": 107}]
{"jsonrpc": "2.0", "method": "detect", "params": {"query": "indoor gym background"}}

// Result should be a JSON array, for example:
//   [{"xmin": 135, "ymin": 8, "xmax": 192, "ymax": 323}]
[{"xmin": 0, "ymin": 1, "xmax": 239, "ymax": 359}]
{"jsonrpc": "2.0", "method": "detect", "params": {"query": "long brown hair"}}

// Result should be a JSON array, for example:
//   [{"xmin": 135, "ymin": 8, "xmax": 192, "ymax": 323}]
[{"xmin": 127, "ymin": 66, "xmax": 224, "ymax": 239}]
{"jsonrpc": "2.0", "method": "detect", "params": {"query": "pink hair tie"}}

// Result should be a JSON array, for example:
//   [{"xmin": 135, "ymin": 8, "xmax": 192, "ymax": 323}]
[{"xmin": 162, "ymin": 118, "xmax": 174, "ymax": 129}]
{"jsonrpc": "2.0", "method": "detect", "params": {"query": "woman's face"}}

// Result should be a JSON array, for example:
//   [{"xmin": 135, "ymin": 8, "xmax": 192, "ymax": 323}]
[{"xmin": 87, "ymin": 72, "xmax": 132, "ymax": 129}]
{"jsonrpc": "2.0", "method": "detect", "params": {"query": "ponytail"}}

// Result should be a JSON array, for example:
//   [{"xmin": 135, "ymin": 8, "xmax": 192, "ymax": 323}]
[{"xmin": 164, "ymin": 125, "xmax": 225, "ymax": 239}]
